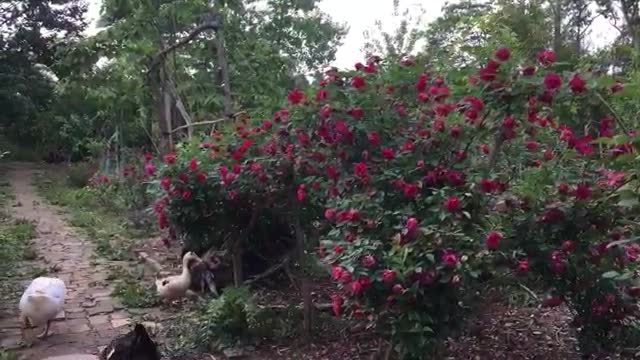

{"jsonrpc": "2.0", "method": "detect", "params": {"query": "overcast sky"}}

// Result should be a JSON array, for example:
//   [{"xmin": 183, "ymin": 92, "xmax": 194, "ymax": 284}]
[{"xmin": 86, "ymin": 0, "xmax": 620, "ymax": 70}]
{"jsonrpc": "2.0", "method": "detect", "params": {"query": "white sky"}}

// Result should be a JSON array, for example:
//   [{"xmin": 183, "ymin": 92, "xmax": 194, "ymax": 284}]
[{"xmin": 85, "ymin": 0, "xmax": 620, "ymax": 70}]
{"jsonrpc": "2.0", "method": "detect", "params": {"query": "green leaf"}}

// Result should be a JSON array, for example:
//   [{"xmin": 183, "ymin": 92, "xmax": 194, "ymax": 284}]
[{"xmin": 602, "ymin": 271, "xmax": 620, "ymax": 279}]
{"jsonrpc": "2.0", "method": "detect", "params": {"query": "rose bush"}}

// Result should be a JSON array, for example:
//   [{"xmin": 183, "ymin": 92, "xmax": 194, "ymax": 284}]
[{"xmin": 146, "ymin": 47, "xmax": 640, "ymax": 358}]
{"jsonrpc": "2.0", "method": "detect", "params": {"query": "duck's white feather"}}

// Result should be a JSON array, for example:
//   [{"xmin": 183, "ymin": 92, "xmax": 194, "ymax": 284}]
[{"xmin": 19, "ymin": 277, "xmax": 66, "ymax": 325}]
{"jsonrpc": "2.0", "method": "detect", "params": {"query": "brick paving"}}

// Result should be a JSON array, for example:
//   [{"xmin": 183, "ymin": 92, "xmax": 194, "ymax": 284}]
[{"xmin": 0, "ymin": 164, "xmax": 133, "ymax": 359}]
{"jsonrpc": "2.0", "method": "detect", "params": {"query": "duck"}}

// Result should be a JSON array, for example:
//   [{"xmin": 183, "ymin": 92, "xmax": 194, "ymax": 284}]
[
  {"xmin": 19, "ymin": 277, "xmax": 66, "ymax": 340},
  {"xmin": 99, "ymin": 323, "xmax": 160, "ymax": 360},
  {"xmin": 155, "ymin": 251, "xmax": 202, "ymax": 303}
]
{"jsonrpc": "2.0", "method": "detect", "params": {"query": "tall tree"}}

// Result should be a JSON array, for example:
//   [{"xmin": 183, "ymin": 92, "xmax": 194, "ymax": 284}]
[
  {"xmin": 597, "ymin": 0, "xmax": 640, "ymax": 53},
  {"xmin": 0, "ymin": 0, "xmax": 87, "ymax": 143},
  {"xmin": 361, "ymin": 0, "xmax": 424, "ymax": 60}
]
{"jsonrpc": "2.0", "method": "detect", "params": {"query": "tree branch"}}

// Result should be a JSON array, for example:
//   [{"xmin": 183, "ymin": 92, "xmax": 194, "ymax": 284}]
[{"xmin": 147, "ymin": 18, "xmax": 221, "ymax": 76}]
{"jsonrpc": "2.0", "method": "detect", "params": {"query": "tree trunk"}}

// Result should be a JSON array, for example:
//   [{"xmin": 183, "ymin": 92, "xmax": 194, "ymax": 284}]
[
  {"xmin": 552, "ymin": 0, "xmax": 563, "ymax": 54},
  {"xmin": 213, "ymin": 29, "xmax": 233, "ymax": 118},
  {"xmin": 621, "ymin": 0, "xmax": 640, "ymax": 53}
]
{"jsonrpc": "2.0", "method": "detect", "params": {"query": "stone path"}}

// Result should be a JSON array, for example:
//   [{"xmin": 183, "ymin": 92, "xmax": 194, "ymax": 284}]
[{"xmin": 0, "ymin": 163, "xmax": 132, "ymax": 359}]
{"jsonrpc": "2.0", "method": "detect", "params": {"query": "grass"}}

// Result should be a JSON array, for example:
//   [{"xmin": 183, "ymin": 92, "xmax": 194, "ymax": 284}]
[
  {"xmin": 109, "ymin": 265, "xmax": 160, "ymax": 308},
  {"xmin": 0, "ymin": 177, "xmax": 39, "ymax": 304}
]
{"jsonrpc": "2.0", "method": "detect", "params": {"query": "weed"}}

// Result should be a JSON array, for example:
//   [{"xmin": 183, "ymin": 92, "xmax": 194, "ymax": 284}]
[{"xmin": 163, "ymin": 287, "xmax": 285, "ymax": 356}]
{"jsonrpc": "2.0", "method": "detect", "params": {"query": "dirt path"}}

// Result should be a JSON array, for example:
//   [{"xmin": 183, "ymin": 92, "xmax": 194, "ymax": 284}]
[{"xmin": 0, "ymin": 163, "xmax": 133, "ymax": 359}]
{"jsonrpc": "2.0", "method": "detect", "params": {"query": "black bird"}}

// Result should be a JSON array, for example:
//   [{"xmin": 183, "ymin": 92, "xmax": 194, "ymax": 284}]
[{"xmin": 99, "ymin": 323, "xmax": 161, "ymax": 360}]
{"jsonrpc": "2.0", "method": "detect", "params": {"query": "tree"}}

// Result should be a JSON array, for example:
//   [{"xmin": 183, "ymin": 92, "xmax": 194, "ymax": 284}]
[
  {"xmin": 0, "ymin": 0, "xmax": 87, "ymax": 144},
  {"xmin": 597, "ymin": 0, "xmax": 640, "ymax": 53},
  {"xmin": 361, "ymin": 0, "xmax": 424, "ymax": 60}
]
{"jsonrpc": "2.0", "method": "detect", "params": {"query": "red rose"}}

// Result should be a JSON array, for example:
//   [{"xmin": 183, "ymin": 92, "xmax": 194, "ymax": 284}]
[
  {"xmin": 382, "ymin": 270, "xmax": 396, "ymax": 286},
  {"xmin": 537, "ymin": 49, "xmax": 556, "ymax": 66},
  {"xmin": 569, "ymin": 73, "xmax": 586, "ymax": 93},
  {"xmin": 417, "ymin": 92, "xmax": 430, "ymax": 103},
  {"xmin": 599, "ymin": 117, "xmax": 614, "ymax": 137},
  {"xmin": 261, "ymin": 120, "xmax": 272, "ymax": 130},
  {"xmin": 345, "ymin": 231, "xmax": 355, "ymax": 242},
  {"xmin": 144, "ymin": 162, "xmax": 156, "ymax": 176},
  {"xmin": 324, "ymin": 208, "xmax": 335, "ymax": 221},
  {"xmin": 432, "ymin": 120, "xmax": 445, "ymax": 132},
  {"xmin": 543, "ymin": 149, "xmax": 554, "ymax": 161},
  {"xmin": 196, "ymin": 172, "xmax": 206, "ymax": 183},
  {"xmin": 319, "ymin": 104, "xmax": 332, "ymax": 118},
  {"xmin": 522, "ymin": 65, "xmax": 536, "ymax": 76},
  {"xmin": 525, "ymin": 140, "xmax": 539, "ymax": 151},
  {"xmin": 296, "ymin": 184, "xmax": 306, "ymax": 201},
  {"xmin": 350, "ymin": 280, "xmax": 364, "ymax": 295},
  {"xmin": 188, "ymin": 158, "xmax": 198, "ymax": 171},
  {"xmin": 355, "ymin": 62, "xmax": 364, "ymax": 70},
  {"xmin": 557, "ymin": 183, "xmax": 570, "ymax": 195},
  {"xmin": 443, "ymin": 196, "xmax": 461, "ymax": 212},
  {"xmin": 562, "ymin": 240, "xmax": 576, "ymax": 252},
  {"xmin": 331, "ymin": 266, "xmax": 345, "ymax": 280},
  {"xmin": 392, "ymin": 284, "xmax": 404, "ymax": 295},
  {"xmin": 441, "ymin": 250, "xmax": 458, "ymax": 267},
  {"xmin": 479, "ymin": 178, "xmax": 497, "ymax": 193},
  {"xmin": 574, "ymin": 183, "xmax": 592, "ymax": 199},
  {"xmin": 415, "ymin": 73, "xmax": 428, "ymax": 92},
  {"xmin": 364, "ymin": 62, "xmax": 377, "ymax": 73},
  {"xmin": 367, "ymin": 131, "xmax": 380, "ymax": 146},
  {"xmin": 326, "ymin": 165, "xmax": 339, "ymax": 180},
  {"xmin": 361, "ymin": 255, "xmax": 376, "ymax": 268},
  {"xmin": 316, "ymin": 87, "xmax": 328, "ymax": 101},
  {"xmin": 353, "ymin": 162, "xmax": 368, "ymax": 178},
  {"xmin": 381, "ymin": 147, "xmax": 395, "ymax": 160},
  {"xmin": 405, "ymin": 217, "xmax": 418, "ymax": 229},
  {"xmin": 160, "ymin": 177, "xmax": 171, "ymax": 190},
  {"xmin": 348, "ymin": 107, "xmax": 364, "ymax": 119},
  {"xmin": 479, "ymin": 144, "xmax": 490, "ymax": 154},
  {"xmin": 450, "ymin": 125, "xmax": 462, "ymax": 138},
  {"xmin": 494, "ymin": 47, "xmax": 511, "ymax": 62},
  {"xmin": 163, "ymin": 153, "xmax": 177, "ymax": 164},
  {"xmin": 543, "ymin": 72, "xmax": 562, "ymax": 90},
  {"xmin": 550, "ymin": 250, "xmax": 566, "ymax": 273},
  {"xmin": 351, "ymin": 76, "xmax": 366, "ymax": 89},
  {"xmin": 478, "ymin": 66, "xmax": 497, "ymax": 81},
  {"xmin": 181, "ymin": 189, "xmax": 192, "ymax": 200},
  {"xmin": 517, "ymin": 259, "xmax": 529, "ymax": 273},
  {"xmin": 333, "ymin": 244, "xmax": 343, "ymax": 254},
  {"xmin": 485, "ymin": 231, "xmax": 503, "ymax": 250},
  {"xmin": 287, "ymin": 88, "xmax": 304, "ymax": 104}
]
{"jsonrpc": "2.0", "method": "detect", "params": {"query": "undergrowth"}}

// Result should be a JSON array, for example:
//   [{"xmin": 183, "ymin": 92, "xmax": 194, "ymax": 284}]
[{"xmin": 163, "ymin": 286, "xmax": 344, "ymax": 357}]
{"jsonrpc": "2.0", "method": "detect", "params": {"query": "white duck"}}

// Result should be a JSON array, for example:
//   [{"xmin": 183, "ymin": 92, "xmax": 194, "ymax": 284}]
[
  {"xmin": 155, "ymin": 251, "xmax": 201, "ymax": 303},
  {"xmin": 19, "ymin": 277, "xmax": 66, "ymax": 340}
]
